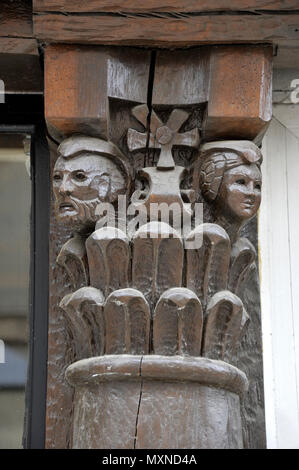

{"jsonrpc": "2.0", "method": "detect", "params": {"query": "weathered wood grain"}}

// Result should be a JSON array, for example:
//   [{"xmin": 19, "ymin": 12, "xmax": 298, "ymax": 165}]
[
  {"xmin": 153, "ymin": 288, "xmax": 203, "ymax": 357},
  {"xmin": 46, "ymin": 139, "xmax": 76, "ymax": 449},
  {"xmin": 202, "ymin": 291, "xmax": 248, "ymax": 361},
  {"xmin": 132, "ymin": 222, "xmax": 184, "ymax": 307},
  {"xmin": 34, "ymin": 13, "xmax": 299, "ymax": 47},
  {"xmin": 228, "ymin": 238, "xmax": 256, "ymax": 296},
  {"xmin": 45, "ymin": 45, "xmax": 151, "ymax": 142},
  {"xmin": 153, "ymin": 48, "xmax": 210, "ymax": 106},
  {"xmin": 203, "ymin": 45, "xmax": 273, "ymax": 142},
  {"xmin": 104, "ymin": 289, "xmax": 150, "ymax": 355},
  {"xmin": 45, "ymin": 45, "xmax": 110, "ymax": 142},
  {"xmin": 44, "ymin": 48, "xmax": 150, "ymax": 448},
  {"xmin": 66, "ymin": 355, "xmax": 248, "ymax": 449},
  {"xmin": 107, "ymin": 49, "xmax": 151, "ymax": 104},
  {"xmin": 0, "ymin": 0, "xmax": 32, "ymax": 38},
  {"xmin": 44, "ymin": 43, "xmax": 268, "ymax": 450},
  {"xmin": 0, "ymin": 38, "xmax": 38, "ymax": 55},
  {"xmin": 86, "ymin": 227, "xmax": 130, "ymax": 299},
  {"xmin": 33, "ymin": 1, "xmax": 299, "ymax": 13},
  {"xmin": 60, "ymin": 287, "xmax": 105, "ymax": 360},
  {"xmin": 186, "ymin": 224, "xmax": 231, "ymax": 309},
  {"xmin": 136, "ymin": 381, "xmax": 242, "ymax": 449},
  {"xmin": 56, "ymin": 236, "xmax": 88, "ymax": 291}
]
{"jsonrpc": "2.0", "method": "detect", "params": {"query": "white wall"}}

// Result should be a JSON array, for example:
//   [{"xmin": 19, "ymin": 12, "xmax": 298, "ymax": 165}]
[{"xmin": 260, "ymin": 110, "xmax": 299, "ymax": 448}]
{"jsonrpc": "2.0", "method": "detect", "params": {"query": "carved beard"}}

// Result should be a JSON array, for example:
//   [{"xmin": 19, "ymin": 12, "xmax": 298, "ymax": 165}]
[{"xmin": 55, "ymin": 195, "xmax": 101, "ymax": 231}]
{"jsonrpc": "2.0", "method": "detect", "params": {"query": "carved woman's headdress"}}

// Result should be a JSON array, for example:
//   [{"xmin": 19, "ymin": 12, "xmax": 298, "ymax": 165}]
[{"xmin": 200, "ymin": 140, "xmax": 262, "ymax": 202}]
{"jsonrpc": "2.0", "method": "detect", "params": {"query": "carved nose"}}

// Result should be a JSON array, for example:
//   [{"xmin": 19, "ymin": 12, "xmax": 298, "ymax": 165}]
[
  {"xmin": 59, "ymin": 185, "xmax": 71, "ymax": 196},
  {"xmin": 246, "ymin": 182, "xmax": 255, "ymax": 196},
  {"xmin": 59, "ymin": 177, "xmax": 73, "ymax": 196}
]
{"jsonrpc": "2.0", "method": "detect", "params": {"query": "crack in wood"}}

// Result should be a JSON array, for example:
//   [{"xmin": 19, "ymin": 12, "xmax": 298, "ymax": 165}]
[
  {"xmin": 146, "ymin": 51, "xmax": 156, "ymax": 166},
  {"xmin": 133, "ymin": 355, "xmax": 144, "ymax": 449},
  {"xmin": 0, "ymin": 35, "xmax": 36, "ymax": 40},
  {"xmin": 33, "ymin": 10, "xmax": 299, "ymax": 18}
]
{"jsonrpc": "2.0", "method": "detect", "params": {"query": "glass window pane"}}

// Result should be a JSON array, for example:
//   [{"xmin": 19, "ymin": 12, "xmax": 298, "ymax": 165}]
[{"xmin": 0, "ymin": 134, "xmax": 31, "ymax": 449}]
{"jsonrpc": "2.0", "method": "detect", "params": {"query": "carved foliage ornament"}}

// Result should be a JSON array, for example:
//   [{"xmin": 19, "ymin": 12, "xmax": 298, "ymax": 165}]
[
  {"xmin": 45, "ymin": 43, "xmax": 272, "ymax": 450},
  {"xmin": 52, "ymin": 122, "xmax": 262, "ymax": 449},
  {"xmin": 53, "ymin": 132, "xmax": 262, "ymax": 363}
]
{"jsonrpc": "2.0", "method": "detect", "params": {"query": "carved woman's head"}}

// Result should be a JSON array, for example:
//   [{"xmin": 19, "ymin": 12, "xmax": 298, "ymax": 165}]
[
  {"xmin": 53, "ymin": 135, "xmax": 131, "ymax": 231},
  {"xmin": 200, "ymin": 141, "xmax": 262, "ymax": 225}
]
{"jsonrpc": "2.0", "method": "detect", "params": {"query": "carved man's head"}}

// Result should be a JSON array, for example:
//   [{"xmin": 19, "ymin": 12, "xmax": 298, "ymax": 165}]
[
  {"xmin": 53, "ymin": 136, "xmax": 130, "ymax": 231},
  {"xmin": 200, "ymin": 141, "xmax": 262, "ymax": 223}
]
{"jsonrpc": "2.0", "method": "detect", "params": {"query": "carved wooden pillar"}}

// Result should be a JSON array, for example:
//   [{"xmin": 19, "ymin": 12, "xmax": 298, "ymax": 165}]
[{"xmin": 44, "ymin": 44, "xmax": 272, "ymax": 449}]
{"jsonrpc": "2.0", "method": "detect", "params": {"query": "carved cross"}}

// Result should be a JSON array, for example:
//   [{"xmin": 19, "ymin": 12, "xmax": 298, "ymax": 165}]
[{"xmin": 127, "ymin": 104, "xmax": 199, "ymax": 170}]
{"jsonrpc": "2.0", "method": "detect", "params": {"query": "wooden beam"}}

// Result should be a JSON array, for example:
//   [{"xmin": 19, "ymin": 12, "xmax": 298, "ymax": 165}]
[
  {"xmin": 33, "ymin": 13, "xmax": 299, "ymax": 47},
  {"xmin": 45, "ymin": 45, "xmax": 110, "ymax": 142},
  {"xmin": 0, "ymin": 0, "xmax": 32, "ymax": 38},
  {"xmin": 0, "ymin": 38, "xmax": 38, "ymax": 55},
  {"xmin": 44, "ymin": 44, "xmax": 151, "ymax": 142},
  {"xmin": 203, "ymin": 45, "xmax": 273, "ymax": 142},
  {"xmin": 33, "ymin": 1, "xmax": 299, "ymax": 13}
]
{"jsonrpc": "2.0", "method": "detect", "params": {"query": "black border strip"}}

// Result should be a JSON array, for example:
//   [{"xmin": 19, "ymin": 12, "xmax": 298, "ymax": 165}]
[{"xmin": 26, "ymin": 124, "xmax": 49, "ymax": 449}]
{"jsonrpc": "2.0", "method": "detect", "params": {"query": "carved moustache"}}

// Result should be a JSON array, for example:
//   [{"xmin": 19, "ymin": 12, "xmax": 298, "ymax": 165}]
[{"xmin": 55, "ymin": 195, "xmax": 101, "ymax": 226}]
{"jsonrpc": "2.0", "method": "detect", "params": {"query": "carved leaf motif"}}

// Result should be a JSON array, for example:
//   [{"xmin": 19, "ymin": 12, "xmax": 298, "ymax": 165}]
[
  {"xmin": 56, "ymin": 236, "xmax": 89, "ymax": 290},
  {"xmin": 86, "ymin": 227, "xmax": 130, "ymax": 298},
  {"xmin": 104, "ymin": 288, "xmax": 150, "ymax": 355},
  {"xmin": 186, "ymin": 223, "xmax": 231, "ymax": 308},
  {"xmin": 228, "ymin": 237, "xmax": 256, "ymax": 296},
  {"xmin": 132, "ymin": 237, "xmax": 154, "ymax": 301},
  {"xmin": 59, "ymin": 287, "xmax": 105, "ymax": 361},
  {"xmin": 202, "ymin": 290, "xmax": 249, "ymax": 361},
  {"xmin": 106, "ymin": 239, "xmax": 131, "ymax": 293},
  {"xmin": 153, "ymin": 288, "xmax": 203, "ymax": 356},
  {"xmin": 157, "ymin": 238, "xmax": 184, "ymax": 298},
  {"xmin": 132, "ymin": 222, "xmax": 184, "ymax": 307}
]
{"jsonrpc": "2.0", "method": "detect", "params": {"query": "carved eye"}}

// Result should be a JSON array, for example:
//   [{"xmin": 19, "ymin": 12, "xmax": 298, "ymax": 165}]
[
  {"xmin": 53, "ymin": 173, "xmax": 62, "ymax": 181},
  {"xmin": 236, "ymin": 179, "xmax": 246, "ymax": 185},
  {"xmin": 255, "ymin": 183, "xmax": 261, "ymax": 190},
  {"xmin": 74, "ymin": 172, "xmax": 87, "ymax": 181}
]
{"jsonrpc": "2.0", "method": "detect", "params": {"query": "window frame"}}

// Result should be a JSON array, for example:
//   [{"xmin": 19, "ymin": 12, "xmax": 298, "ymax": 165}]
[{"xmin": 0, "ymin": 103, "xmax": 50, "ymax": 449}]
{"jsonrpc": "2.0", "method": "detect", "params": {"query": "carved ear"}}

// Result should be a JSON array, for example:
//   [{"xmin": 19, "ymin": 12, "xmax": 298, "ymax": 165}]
[{"xmin": 92, "ymin": 174, "xmax": 111, "ymax": 202}]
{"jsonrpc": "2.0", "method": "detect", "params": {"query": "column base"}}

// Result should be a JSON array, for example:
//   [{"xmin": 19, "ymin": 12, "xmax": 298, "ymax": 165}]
[{"xmin": 66, "ymin": 355, "xmax": 248, "ymax": 449}]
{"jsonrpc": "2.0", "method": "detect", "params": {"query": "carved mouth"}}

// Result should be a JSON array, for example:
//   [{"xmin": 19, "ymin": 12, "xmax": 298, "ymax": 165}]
[
  {"xmin": 59, "ymin": 202, "xmax": 76, "ymax": 212},
  {"xmin": 242, "ymin": 200, "xmax": 255, "ymax": 209}
]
